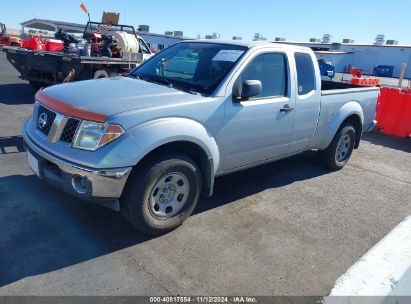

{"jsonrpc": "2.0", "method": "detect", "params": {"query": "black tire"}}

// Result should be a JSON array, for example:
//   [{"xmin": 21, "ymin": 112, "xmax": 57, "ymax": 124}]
[
  {"xmin": 29, "ymin": 81, "xmax": 46, "ymax": 91},
  {"xmin": 319, "ymin": 124, "xmax": 356, "ymax": 171},
  {"xmin": 121, "ymin": 152, "xmax": 202, "ymax": 235},
  {"xmin": 93, "ymin": 70, "xmax": 109, "ymax": 79}
]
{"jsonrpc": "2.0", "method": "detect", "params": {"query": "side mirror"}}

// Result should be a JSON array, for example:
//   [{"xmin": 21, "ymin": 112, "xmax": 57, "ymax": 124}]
[{"xmin": 233, "ymin": 80, "xmax": 262, "ymax": 100}]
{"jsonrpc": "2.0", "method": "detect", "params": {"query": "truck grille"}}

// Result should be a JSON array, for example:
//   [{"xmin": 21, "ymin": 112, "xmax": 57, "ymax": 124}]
[
  {"xmin": 60, "ymin": 119, "xmax": 80, "ymax": 143},
  {"xmin": 37, "ymin": 105, "xmax": 56, "ymax": 135},
  {"xmin": 35, "ymin": 103, "xmax": 82, "ymax": 145}
]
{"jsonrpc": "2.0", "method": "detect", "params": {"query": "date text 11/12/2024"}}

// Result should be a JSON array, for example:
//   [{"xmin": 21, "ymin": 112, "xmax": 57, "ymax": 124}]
[{"xmin": 149, "ymin": 296, "xmax": 257, "ymax": 303}]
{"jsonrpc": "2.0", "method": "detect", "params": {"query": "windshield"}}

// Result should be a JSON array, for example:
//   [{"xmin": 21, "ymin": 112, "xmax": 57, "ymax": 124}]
[{"xmin": 130, "ymin": 42, "xmax": 247, "ymax": 96}]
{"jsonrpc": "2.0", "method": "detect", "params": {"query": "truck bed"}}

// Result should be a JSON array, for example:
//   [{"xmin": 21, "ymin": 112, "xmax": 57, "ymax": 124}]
[
  {"xmin": 321, "ymin": 80, "xmax": 379, "ymax": 91},
  {"xmin": 313, "ymin": 80, "xmax": 380, "ymax": 150},
  {"xmin": 321, "ymin": 80, "xmax": 380, "ymax": 98}
]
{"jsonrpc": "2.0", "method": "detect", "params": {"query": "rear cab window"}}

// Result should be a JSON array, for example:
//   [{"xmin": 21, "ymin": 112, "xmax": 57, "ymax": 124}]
[{"xmin": 294, "ymin": 52, "xmax": 316, "ymax": 95}]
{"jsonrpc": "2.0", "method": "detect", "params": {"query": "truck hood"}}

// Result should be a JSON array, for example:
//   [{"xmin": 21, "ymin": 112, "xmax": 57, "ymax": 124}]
[{"xmin": 40, "ymin": 76, "xmax": 206, "ymax": 120}]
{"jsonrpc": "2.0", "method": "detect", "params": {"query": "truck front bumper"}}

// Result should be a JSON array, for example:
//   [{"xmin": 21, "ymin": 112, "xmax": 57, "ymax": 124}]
[{"xmin": 23, "ymin": 130, "xmax": 132, "ymax": 207}]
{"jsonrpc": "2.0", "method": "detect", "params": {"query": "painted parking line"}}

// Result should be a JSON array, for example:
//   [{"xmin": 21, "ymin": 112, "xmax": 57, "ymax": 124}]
[{"xmin": 325, "ymin": 215, "xmax": 411, "ymax": 301}]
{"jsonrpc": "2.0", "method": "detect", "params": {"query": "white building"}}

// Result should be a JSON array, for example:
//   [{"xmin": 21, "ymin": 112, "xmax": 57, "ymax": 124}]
[
  {"xmin": 137, "ymin": 31, "xmax": 188, "ymax": 52},
  {"xmin": 277, "ymin": 38, "xmax": 411, "ymax": 78},
  {"xmin": 18, "ymin": 19, "xmax": 411, "ymax": 77}
]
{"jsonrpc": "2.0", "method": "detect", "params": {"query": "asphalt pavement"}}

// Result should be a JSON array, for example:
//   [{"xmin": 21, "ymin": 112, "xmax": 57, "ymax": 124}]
[{"xmin": 1, "ymin": 51, "xmax": 410, "ymax": 297}]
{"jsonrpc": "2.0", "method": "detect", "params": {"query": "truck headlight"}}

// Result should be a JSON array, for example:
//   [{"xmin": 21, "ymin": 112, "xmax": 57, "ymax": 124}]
[{"xmin": 72, "ymin": 121, "xmax": 125, "ymax": 151}]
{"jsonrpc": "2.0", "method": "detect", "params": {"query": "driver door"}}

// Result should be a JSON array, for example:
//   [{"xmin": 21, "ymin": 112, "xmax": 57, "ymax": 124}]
[{"xmin": 221, "ymin": 51, "xmax": 296, "ymax": 171}]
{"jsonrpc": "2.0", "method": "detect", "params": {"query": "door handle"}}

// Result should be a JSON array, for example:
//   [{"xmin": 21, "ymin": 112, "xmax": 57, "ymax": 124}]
[{"xmin": 280, "ymin": 104, "xmax": 294, "ymax": 112}]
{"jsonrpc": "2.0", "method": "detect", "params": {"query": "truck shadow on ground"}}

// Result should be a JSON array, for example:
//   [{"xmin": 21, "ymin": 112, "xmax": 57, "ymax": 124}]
[
  {"xmin": 197, "ymin": 151, "xmax": 326, "ymax": 214},
  {"xmin": 0, "ymin": 136, "xmax": 25, "ymax": 154},
  {"xmin": 362, "ymin": 132, "xmax": 411, "ymax": 153},
  {"xmin": 0, "ymin": 83, "xmax": 36, "ymax": 105},
  {"xmin": 0, "ymin": 151, "xmax": 327, "ymax": 287}
]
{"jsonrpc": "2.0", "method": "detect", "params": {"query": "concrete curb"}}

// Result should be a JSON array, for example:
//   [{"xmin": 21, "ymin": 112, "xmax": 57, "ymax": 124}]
[{"xmin": 326, "ymin": 215, "xmax": 411, "ymax": 299}]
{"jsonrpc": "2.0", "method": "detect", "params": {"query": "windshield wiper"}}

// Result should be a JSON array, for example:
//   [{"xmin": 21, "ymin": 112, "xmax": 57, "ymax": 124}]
[
  {"xmin": 136, "ymin": 74, "xmax": 173, "ymax": 87},
  {"xmin": 171, "ymin": 82, "xmax": 201, "ymax": 95},
  {"xmin": 134, "ymin": 74, "xmax": 200, "ymax": 95},
  {"xmin": 132, "ymin": 73, "xmax": 143, "ymax": 80},
  {"xmin": 148, "ymin": 76, "xmax": 173, "ymax": 87}
]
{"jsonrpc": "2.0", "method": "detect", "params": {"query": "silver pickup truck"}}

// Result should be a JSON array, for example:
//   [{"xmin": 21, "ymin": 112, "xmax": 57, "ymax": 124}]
[{"xmin": 23, "ymin": 40, "xmax": 379, "ymax": 234}]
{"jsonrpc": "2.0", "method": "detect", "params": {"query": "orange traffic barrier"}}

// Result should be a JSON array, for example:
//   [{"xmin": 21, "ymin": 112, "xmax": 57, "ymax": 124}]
[
  {"xmin": 351, "ymin": 77, "xmax": 380, "ymax": 87},
  {"xmin": 376, "ymin": 87, "xmax": 411, "ymax": 137}
]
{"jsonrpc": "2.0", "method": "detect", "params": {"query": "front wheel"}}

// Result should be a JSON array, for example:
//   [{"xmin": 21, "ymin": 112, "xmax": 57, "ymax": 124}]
[
  {"xmin": 319, "ymin": 124, "xmax": 356, "ymax": 171},
  {"xmin": 121, "ymin": 152, "xmax": 202, "ymax": 235}
]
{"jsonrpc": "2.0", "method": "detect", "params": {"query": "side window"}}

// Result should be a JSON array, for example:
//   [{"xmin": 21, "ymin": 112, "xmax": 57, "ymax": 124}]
[
  {"xmin": 138, "ymin": 38, "xmax": 151, "ymax": 54},
  {"xmin": 240, "ymin": 53, "xmax": 287, "ymax": 98},
  {"xmin": 294, "ymin": 52, "xmax": 316, "ymax": 95}
]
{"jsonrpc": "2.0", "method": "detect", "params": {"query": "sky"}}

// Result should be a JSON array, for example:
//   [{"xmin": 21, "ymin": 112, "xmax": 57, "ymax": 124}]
[{"xmin": 1, "ymin": 0, "xmax": 411, "ymax": 44}]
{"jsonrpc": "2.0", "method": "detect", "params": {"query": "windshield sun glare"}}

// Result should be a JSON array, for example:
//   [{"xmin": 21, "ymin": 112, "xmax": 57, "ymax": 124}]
[{"xmin": 131, "ymin": 42, "xmax": 247, "ymax": 95}]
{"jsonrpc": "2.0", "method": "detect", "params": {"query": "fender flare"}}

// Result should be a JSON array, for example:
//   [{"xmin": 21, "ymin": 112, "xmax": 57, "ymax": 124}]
[
  {"xmin": 127, "ymin": 117, "xmax": 221, "ymax": 195},
  {"xmin": 318, "ymin": 101, "xmax": 364, "ymax": 150}
]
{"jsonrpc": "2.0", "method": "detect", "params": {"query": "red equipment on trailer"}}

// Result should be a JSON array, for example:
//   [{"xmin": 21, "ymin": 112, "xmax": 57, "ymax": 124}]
[{"xmin": 0, "ymin": 22, "xmax": 22, "ymax": 48}]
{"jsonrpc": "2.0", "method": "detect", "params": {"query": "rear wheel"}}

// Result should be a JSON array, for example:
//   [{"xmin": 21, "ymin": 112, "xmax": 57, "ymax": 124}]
[
  {"xmin": 319, "ymin": 124, "xmax": 356, "ymax": 171},
  {"xmin": 121, "ymin": 152, "xmax": 202, "ymax": 235},
  {"xmin": 93, "ymin": 70, "xmax": 110, "ymax": 79}
]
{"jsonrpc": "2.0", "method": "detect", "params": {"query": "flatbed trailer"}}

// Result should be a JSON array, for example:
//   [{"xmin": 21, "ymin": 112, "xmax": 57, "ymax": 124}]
[{"xmin": 2, "ymin": 45, "xmax": 144, "ymax": 89}]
